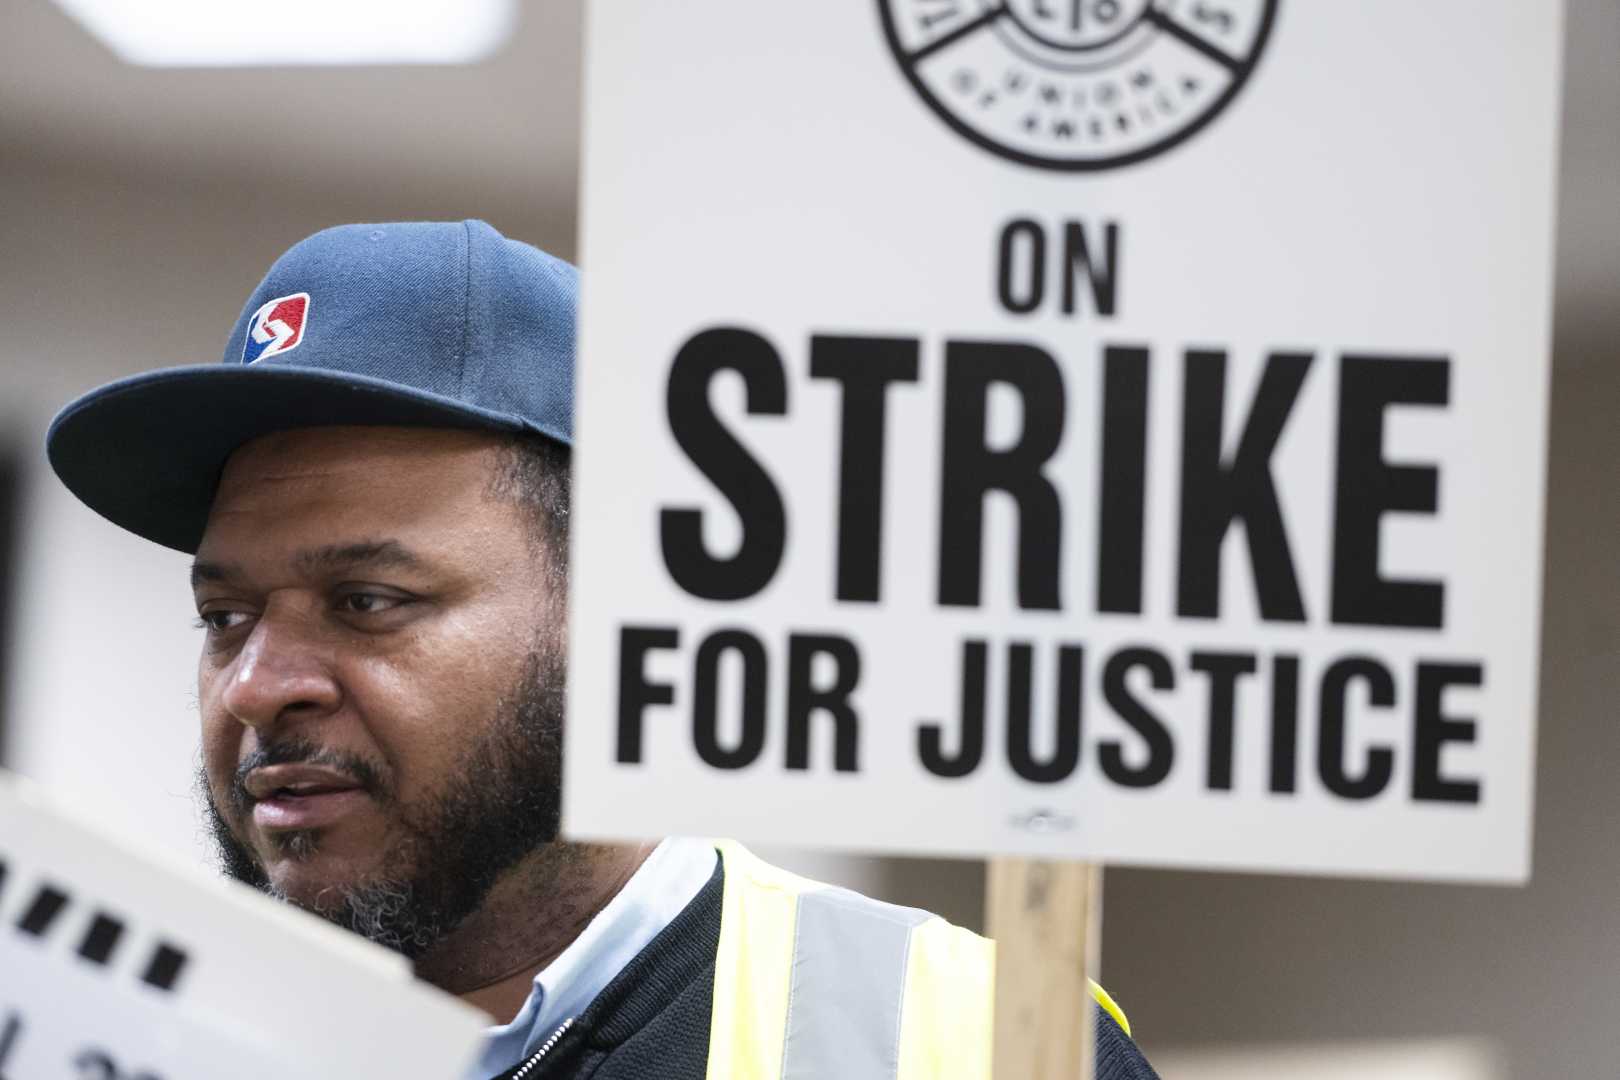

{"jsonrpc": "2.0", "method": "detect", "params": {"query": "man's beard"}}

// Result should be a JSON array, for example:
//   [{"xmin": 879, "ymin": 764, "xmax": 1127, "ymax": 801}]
[{"xmin": 201, "ymin": 644, "xmax": 570, "ymax": 961}]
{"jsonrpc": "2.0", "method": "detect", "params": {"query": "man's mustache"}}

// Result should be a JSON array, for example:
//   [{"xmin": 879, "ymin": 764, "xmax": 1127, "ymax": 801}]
[{"xmin": 226, "ymin": 737, "xmax": 389, "ymax": 816}]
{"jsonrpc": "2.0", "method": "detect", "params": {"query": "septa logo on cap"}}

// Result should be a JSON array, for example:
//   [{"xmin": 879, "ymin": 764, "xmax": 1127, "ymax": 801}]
[{"xmin": 242, "ymin": 292, "xmax": 310, "ymax": 364}]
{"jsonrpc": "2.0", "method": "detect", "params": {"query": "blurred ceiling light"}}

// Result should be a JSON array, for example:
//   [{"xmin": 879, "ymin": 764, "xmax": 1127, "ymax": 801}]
[{"xmin": 51, "ymin": 0, "xmax": 517, "ymax": 67}]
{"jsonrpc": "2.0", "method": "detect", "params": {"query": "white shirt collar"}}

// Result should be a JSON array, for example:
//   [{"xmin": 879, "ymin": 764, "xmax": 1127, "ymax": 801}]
[{"xmin": 469, "ymin": 837, "xmax": 719, "ymax": 1079}]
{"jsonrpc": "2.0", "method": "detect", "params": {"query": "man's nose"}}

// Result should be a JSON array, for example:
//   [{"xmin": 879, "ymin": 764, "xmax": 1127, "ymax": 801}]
[{"xmin": 218, "ymin": 615, "xmax": 342, "ymax": 730}]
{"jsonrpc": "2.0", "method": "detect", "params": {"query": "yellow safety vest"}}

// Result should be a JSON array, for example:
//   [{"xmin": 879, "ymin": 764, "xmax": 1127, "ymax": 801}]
[{"xmin": 705, "ymin": 841, "xmax": 1129, "ymax": 1080}]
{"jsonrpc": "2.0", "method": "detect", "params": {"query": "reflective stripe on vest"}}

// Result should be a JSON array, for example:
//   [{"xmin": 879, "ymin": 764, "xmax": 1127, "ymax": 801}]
[{"xmin": 705, "ymin": 841, "xmax": 1128, "ymax": 1079}]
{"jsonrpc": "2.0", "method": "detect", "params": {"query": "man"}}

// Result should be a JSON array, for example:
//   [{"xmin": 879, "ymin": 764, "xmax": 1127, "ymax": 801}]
[{"xmin": 47, "ymin": 220, "xmax": 1158, "ymax": 1079}]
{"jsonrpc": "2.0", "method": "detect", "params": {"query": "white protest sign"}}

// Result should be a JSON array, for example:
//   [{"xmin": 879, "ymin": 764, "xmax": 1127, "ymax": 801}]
[
  {"xmin": 0, "ymin": 771, "xmax": 487, "ymax": 1079},
  {"xmin": 565, "ymin": 0, "xmax": 1562, "ymax": 882}
]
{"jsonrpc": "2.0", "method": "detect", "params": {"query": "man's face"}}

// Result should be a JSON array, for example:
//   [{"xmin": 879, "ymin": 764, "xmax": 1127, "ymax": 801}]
[{"xmin": 192, "ymin": 426, "xmax": 563, "ymax": 952}]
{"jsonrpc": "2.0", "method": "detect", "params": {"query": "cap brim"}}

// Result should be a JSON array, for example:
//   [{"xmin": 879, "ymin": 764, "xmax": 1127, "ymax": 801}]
[{"xmin": 47, "ymin": 364, "xmax": 531, "ymax": 553}]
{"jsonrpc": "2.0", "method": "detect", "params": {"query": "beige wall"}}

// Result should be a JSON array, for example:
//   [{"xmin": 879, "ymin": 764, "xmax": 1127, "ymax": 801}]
[{"xmin": 2, "ymin": 2, "xmax": 1615, "ymax": 1076}]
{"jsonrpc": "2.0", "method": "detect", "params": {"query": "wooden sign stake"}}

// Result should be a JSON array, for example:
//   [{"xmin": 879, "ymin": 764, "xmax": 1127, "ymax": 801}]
[{"xmin": 987, "ymin": 858, "xmax": 1102, "ymax": 1079}]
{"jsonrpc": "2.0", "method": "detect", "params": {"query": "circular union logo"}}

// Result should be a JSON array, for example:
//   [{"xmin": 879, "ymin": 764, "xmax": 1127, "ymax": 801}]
[{"xmin": 878, "ymin": 0, "xmax": 1279, "ymax": 171}]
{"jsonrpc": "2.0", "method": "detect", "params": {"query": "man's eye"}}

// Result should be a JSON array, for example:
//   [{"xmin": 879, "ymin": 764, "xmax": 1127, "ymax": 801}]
[
  {"xmin": 195, "ymin": 610, "xmax": 250, "ymax": 633},
  {"xmin": 338, "ymin": 592, "xmax": 406, "ymax": 615}
]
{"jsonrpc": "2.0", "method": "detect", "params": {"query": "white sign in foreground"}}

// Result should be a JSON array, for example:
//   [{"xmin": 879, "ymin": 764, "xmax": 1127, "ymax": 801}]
[
  {"xmin": 0, "ymin": 771, "xmax": 486, "ymax": 1079},
  {"xmin": 566, "ymin": 0, "xmax": 1563, "ymax": 882}
]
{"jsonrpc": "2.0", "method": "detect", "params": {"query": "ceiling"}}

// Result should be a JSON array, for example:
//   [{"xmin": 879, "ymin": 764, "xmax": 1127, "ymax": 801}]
[{"xmin": 0, "ymin": 0, "xmax": 584, "ymax": 232}]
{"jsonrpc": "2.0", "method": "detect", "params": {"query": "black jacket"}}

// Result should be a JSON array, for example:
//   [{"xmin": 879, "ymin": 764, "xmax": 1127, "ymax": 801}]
[{"xmin": 491, "ymin": 862, "xmax": 1158, "ymax": 1080}]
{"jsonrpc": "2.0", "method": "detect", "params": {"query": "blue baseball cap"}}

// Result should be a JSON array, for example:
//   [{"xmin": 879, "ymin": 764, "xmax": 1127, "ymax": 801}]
[{"xmin": 47, "ymin": 219, "xmax": 576, "ymax": 553}]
